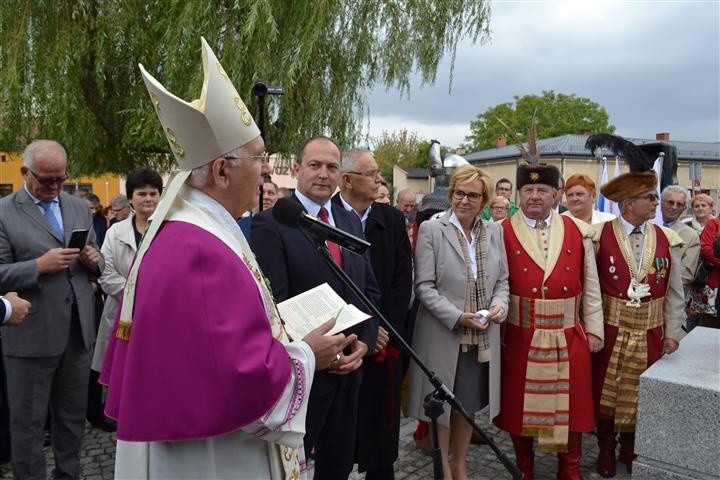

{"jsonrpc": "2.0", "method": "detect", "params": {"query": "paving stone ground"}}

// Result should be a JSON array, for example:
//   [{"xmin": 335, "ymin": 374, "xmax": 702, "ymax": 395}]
[{"xmin": 0, "ymin": 409, "xmax": 631, "ymax": 479}]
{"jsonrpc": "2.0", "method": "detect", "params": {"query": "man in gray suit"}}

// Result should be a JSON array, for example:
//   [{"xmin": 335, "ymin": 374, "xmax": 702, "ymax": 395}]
[
  {"xmin": 660, "ymin": 185, "xmax": 700, "ymax": 330},
  {"xmin": 0, "ymin": 140, "xmax": 102, "ymax": 479}
]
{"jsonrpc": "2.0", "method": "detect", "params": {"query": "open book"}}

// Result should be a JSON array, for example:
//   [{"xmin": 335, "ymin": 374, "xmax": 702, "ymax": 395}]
[{"xmin": 277, "ymin": 283, "xmax": 371, "ymax": 341}]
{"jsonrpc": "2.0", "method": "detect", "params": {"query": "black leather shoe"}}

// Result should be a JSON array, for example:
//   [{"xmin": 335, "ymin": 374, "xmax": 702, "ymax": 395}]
[{"xmin": 88, "ymin": 417, "xmax": 117, "ymax": 433}]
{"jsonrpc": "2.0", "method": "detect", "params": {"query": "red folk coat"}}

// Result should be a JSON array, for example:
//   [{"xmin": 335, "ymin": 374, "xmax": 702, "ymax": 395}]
[{"xmin": 493, "ymin": 215, "xmax": 596, "ymax": 435}]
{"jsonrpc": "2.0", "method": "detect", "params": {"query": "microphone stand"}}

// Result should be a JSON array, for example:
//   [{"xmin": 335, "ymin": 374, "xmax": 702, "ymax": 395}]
[{"xmin": 311, "ymin": 240, "xmax": 522, "ymax": 480}]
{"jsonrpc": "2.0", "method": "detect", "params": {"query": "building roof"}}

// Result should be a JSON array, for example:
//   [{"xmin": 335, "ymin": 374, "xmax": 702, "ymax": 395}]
[{"xmin": 465, "ymin": 134, "xmax": 720, "ymax": 163}]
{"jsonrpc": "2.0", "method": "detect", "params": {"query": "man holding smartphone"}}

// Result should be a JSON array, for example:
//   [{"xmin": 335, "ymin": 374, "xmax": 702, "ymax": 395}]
[{"xmin": 0, "ymin": 139, "xmax": 102, "ymax": 480}]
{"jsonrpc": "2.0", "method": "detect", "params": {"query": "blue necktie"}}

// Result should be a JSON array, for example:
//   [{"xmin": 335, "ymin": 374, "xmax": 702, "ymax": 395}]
[{"xmin": 39, "ymin": 201, "xmax": 63, "ymax": 241}]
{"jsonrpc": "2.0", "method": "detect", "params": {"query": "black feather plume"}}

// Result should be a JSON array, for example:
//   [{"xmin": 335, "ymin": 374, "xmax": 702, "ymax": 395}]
[{"xmin": 584, "ymin": 134, "xmax": 653, "ymax": 172}]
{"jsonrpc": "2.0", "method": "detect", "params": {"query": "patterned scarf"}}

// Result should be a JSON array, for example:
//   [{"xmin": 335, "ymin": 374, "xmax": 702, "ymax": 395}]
[
  {"xmin": 599, "ymin": 296, "xmax": 664, "ymax": 432},
  {"xmin": 520, "ymin": 299, "xmax": 571, "ymax": 452},
  {"xmin": 451, "ymin": 218, "xmax": 490, "ymax": 359}
]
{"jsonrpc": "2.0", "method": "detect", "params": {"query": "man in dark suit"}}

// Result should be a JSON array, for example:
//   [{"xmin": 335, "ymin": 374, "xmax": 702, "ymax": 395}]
[
  {"xmin": 0, "ymin": 293, "xmax": 31, "ymax": 328},
  {"xmin": 0, "ymin": 140, "xmax": 103, "ymax": 479},
  {"xmin": 333, "ymin": 148, "xmax": 412, "ymax": 479},
  {"xmin": 252, "ymin": 136, "xmax": 380, "ymax": 480},
  {"xmin": 0, "ymin": 292, "xmax": 31, "ymax": 461}
]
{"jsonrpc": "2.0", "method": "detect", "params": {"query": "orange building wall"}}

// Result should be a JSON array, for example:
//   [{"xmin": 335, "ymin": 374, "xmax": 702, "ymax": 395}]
[{"xmin": 0, "ymin": 151, "xmax": 123, "ymax": 206}]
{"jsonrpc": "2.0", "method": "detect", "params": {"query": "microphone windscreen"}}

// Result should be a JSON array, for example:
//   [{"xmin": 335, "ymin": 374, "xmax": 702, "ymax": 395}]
[{"xmin": 272, "ymin": 198, "xmax": 304, "ymax": 228}]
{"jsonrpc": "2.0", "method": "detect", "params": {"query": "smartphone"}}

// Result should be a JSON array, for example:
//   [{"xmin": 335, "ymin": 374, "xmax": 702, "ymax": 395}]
[{"xmin": 67, "ymin": 229, "xmax": 90, "ymax": 249}]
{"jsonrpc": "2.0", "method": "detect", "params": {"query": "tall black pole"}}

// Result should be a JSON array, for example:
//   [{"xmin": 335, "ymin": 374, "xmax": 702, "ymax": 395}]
[{"xmin": 252, "ymin": 81, "xmax": 284, "ymax": 212}]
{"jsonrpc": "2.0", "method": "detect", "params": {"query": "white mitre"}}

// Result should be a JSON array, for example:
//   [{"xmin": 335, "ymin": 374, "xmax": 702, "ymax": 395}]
[
  {"xmin": 116, "ymin": 37, "xmax": 260, "ymax": 341},
  {"xmin": 139, "ymin": 36, "xmax": 260, "ymax": 170}
]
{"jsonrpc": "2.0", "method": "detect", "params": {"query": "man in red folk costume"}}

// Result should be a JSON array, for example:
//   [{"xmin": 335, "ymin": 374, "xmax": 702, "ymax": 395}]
[
  {"xmin": 586, "ymin": 134, "xmax": 684, "ymax": 477},
  {"xmin": 493, "ymin": 118, "xmax": 604, "ymax": 480}
]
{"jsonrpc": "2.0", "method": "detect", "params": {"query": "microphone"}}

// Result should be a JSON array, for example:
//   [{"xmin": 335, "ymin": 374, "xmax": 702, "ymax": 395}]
[{"xmin": 272, "ymin": 198, "xmax": 370, "ymax": 255}]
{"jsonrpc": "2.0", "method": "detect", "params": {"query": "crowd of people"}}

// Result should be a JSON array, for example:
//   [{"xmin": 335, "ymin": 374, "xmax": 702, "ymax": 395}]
[{"xmin": 0, "ymin": 37, "xmax": 718, "ymax": 480}]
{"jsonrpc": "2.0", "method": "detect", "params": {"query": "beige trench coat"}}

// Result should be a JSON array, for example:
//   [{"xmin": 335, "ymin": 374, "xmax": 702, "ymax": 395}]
[
  {"xmin": 407, "ymin": 212, "xmax": 509, "ymax": 427},
  {"xmin": 91, "ymin": 216, "xmax": 137, "ymax": 372}
]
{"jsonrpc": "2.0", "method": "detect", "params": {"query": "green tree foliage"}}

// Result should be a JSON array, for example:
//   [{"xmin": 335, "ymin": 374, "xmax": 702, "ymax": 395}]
[
  {"xmin": 464, "ymin": 90, "xmax": 615, "ymax": 152},
  {"xmin": 0, "ymin": 0, "xmax": 491, "ymax": 176},
  {"xmin": 372, "ymin": 130, "xmax": 433, "ymax": 185}
]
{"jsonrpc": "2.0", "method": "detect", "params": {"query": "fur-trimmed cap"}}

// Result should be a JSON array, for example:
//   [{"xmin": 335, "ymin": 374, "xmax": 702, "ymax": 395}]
[
  {"xmin": 600, "ymin": 171, "xmax": 657, "ymax": 202},
  {"xmin": 517, "ymin": 163, "xmax": 560, "ymax": 190}
]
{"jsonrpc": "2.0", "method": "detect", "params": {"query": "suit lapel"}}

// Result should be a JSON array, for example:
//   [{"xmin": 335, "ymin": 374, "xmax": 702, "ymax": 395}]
[
  {"xmin": 16, "ymin": 189, "xmax": 63, "ymax": 243},
  {"xmin": 366, "ymin": 204, "xmax": 384, "ymax": 238},
  {"xmin": 332, "ymin": 205, "xmax": 354, "ymax": 269},
  {"xmin": 293, "ymin": 194, "xmax": 348, "ymax": 268},
  {"xmin": 118, "ymin": 217, "xmax": 139, "ymax": 252},
  {"xmin": 291, "ymin": 194, "xmax": 320, "ymax": 250},
  {"xmin": 438, "ymin": 213, "xmax": 466, "ymax": 263}
]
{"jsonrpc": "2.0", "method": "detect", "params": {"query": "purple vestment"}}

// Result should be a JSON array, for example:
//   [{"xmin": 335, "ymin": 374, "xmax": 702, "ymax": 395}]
[{"xmin": 100, "ymin": 221, "xmax": 291, "ymax": 442}]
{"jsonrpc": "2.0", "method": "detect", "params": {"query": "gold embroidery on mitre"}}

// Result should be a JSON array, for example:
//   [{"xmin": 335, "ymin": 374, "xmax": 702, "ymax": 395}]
[
  {"xmin": 216, "ymin": 61, "xmax": 230, "ymax": 81},
  {"xmin": 165, "ymin": 127, "xmax": 186, "ymax": 158},
  {"xmin": 530, "ymin": 172, "xmax": 540, "ymax": 182},
  {"xmin": 234, "ymin": 97, "xmax": 253, "ymax": 126},
  {"xmin": 149, "ymin": 91, "xmax": 161, "ymax": 113}
]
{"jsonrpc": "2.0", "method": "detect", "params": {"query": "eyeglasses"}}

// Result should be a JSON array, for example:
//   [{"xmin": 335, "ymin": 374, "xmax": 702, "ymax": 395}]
[
  {"xmin": 663, "ymin": 200, "xmax": 685, "ymax": 208},
  {"xmin": 28, "ymin": 169, "xmax": 67, "ymax": 187},
  {"xmin": 630, "ymin": 192, "xmax": 659, "ymax": 201},
  {"xmin": 491, "ymin": 205, "xmax": 508, "ymax": 210},
  {"xmin": 111, "ymin": 206, "xmax": 129, "ymax": 213},
  {"xmin": 347, "ymin": 169, "xmax": 381, "ymax": 178},
  {"xmin": 223, "ymin": 152, "xmax": 270, "ymax": 164},
  {"xmin": 452, "ymin": 190, "xmax": 482, "ymax": 202}
]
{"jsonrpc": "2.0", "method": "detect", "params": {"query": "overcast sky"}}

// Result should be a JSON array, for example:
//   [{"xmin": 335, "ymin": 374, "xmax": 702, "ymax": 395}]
[{"xmin": 361, "ymin": 1, "xmax": 720, "ymax": 150}]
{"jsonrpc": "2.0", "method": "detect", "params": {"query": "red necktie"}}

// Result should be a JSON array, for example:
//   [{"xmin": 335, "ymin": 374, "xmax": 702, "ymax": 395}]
[{"xmin": 318, "ymin": 207, "xmax": 343, "ymax": 267}]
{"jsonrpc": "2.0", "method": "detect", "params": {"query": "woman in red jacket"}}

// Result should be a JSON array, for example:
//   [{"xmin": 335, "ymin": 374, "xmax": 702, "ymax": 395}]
[{"xmin": 698, "ymin": 216, "xmax": 720, "ymax": 328}]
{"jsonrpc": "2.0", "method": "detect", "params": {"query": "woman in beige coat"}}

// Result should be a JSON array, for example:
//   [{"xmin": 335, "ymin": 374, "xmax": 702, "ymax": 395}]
[
  {"xmin": 91, "ymin": 168, "xmax": 162, "ymax": 372},
  {"xmin": 407, "ymin": 165, "xmax": 509, "ymax": 479}
]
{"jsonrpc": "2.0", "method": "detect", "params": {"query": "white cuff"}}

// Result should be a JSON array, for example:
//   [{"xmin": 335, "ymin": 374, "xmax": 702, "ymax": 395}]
[{"xmin": 1, "ymin": 297, "xmax": 10, "ymax": 324}]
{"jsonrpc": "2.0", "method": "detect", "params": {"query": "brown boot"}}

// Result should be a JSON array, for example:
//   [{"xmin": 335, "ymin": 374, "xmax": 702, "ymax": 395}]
[
  {"xmin": 595, "ymin": 419, "xmax": 617, "ymax": 478},
  {"xmin": 557, "ymin": 432, "xmax": 583, "ymax": 480},
  {"xmin": 618, "ymin": 432, "xmax": 637, "ymax": 474},
  {"xmin": 511, "ymin": 434, "xmax": 535, "ymax": 480}
]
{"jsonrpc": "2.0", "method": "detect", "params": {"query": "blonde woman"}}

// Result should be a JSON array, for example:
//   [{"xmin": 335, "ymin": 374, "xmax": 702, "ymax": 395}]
[
  {"xmin": 683, "ymin": 193, "xmax": 716, "ymax": 233},
  {"xmin": 407, "ymin": 165, "xmax": 509, "ymax": 479}
]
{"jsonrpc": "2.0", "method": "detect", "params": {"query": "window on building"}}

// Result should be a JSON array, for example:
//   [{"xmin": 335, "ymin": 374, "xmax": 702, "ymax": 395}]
[{"xmin": 63, "ymin": 184, "xmax": 93, "ymax": 197}]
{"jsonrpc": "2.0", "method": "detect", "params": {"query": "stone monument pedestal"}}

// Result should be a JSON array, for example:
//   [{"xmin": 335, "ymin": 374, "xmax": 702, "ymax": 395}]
[{"xmin": 634, "ymin": 326, "xmax": 720, "ymax": 479}]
